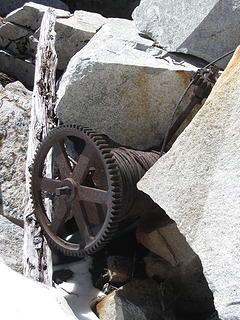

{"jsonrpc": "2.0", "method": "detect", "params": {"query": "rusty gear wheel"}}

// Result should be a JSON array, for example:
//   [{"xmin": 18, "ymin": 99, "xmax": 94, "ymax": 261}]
[{"xmin": 31, "ymin": 125, "xmax": 122, "ymax": 257}]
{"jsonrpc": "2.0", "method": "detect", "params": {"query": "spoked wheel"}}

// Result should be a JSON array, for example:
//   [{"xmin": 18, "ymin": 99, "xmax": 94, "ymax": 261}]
[{"xmin": 31, "ymin": 125, "xmax": 122, "ymax": 257}]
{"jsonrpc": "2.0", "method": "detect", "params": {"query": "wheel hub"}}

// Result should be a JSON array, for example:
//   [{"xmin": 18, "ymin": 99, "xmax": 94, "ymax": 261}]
[{"xmin": 56, "ymin": 178, "xmax": 78, "ymax": 202}]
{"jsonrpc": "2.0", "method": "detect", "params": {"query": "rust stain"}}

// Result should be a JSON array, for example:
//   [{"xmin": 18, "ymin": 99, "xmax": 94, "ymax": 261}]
[
  {"xmin": 176, "ymin": 70, "xmax": 191, "ymax": 87},
  {"xmin": 121, "ymin": 67, "xmax": 150, "ymax": 121},
  {"xmin": 95, "ymin": 291, "xmax": 115, "ymax": 316},
  {"xmin": 95, "ymin": 297, "xmax": 105, "ymax": 316},
  {"xmin": 0, "ymin": 17, "xmax": 5, "ymax": 26}
]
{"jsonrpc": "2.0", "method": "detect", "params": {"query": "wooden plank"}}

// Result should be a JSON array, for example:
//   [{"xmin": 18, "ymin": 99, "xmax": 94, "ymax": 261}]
[{"xmin": 23, "ymin": 9, "xmax": 57, "ymax": 284}]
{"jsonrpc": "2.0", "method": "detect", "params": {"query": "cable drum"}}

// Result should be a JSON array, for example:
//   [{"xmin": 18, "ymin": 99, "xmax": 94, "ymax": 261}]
[{"xmin": 111, "ymin": 147, "xmax": 161, "ymax": 220}]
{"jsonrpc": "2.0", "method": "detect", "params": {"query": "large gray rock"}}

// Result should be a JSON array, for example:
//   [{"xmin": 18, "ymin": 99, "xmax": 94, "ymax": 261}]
[
  {"xmin": 0, "ymin": 215, "xmax": 23, "ymax": 272},
  {"xmin": 0, "ymin": 81, "xmax": 31, "ymax": 224},
  {"xmin": 138, "ymin": 47, "xmax": 240, "ymax": 319},
  {"xmin": 5, "ymin": 2, "xmax": 70, "ymax": 30},
  {"xmin": 56, "ymin": 18, "xmax": 204, "ymax": 150},
  {"xmin": 3, "ymin": 3, "xmax": 106, "ymax": 72},
  {"xmin": 0, "ymin": 0, "xmax": 68, "ymax": 16},
  {"xmin": 132, "ymin": 0, "xmax": 240, "ymax": 68}
]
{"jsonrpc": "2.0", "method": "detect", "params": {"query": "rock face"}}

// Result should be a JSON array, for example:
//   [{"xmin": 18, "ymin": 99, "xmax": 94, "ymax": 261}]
[
  {"xmin": 0, "ymin": 215, "xmax": 23, "ymax": 273},
  {"xmin": 138, "ymin": 47, "xmax": 240, "ymax": 319},
  {"xmin": 0, "ymin": 81, "xmax": 31, "ymax": 224},
  {"xmin": 56, "ymin": 18, "xmax": 204, "ymax": 150},
  {"xmin": 132, "ymin": 0, "xmax": 240, "ymax": 68},
  {"xmin": 96, "ymin": 279, "xmax": 175, "ymax": 320},
  {"xmin": 0, "ymin": 260, "xmax": 78, "ymax": 320},
  {"xmin": 0, "ymin": 0, "xmax": 68, "ymax": 16}
]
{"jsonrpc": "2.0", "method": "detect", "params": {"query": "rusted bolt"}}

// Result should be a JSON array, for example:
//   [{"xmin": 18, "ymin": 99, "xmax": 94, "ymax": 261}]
[{"xmin": 56, "ymin": 186, "xmax": 71, "ymax": 196}]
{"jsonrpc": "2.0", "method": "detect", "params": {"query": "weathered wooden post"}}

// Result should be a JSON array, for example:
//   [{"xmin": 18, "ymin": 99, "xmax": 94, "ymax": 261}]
[{"xmin": 23, "ymin": 9, "xmax": 58, "ymax": 284}]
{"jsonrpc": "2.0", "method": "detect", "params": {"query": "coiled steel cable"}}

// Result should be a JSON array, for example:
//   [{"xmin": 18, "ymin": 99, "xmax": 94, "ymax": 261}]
[{"xmin": 112, "ymin": 147, "xmax": 161, "ymax": 215}]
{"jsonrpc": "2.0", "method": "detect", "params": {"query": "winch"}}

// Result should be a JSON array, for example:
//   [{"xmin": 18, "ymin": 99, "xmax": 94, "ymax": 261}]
[{"xmin": 31, "ymin": 63, "xmax": 220, "ymax": 257}]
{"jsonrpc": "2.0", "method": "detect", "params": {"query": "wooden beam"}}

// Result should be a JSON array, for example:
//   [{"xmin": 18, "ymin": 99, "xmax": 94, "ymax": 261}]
[{"xmin": 23, "ymin": 9, "xmax": 58, "ymax": 284}]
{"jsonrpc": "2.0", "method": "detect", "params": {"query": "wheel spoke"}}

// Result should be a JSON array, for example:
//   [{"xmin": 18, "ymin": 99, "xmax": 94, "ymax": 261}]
[
  {"xmin": 83, "ymin": 202, "xmax": 105, "ymax": 225},
  {"xmin": 72, "ymin": 144, "xmax": 95, "ymax": 182},
  {"xmin": 71, "ymin": 200, "xmax": 92, "ymax": 245},
  {"xmin": 95, "ymin": 203, "xmax": 106, "ymax": 224},
  {"xmin": 40, "ymin": 177, "xmax": 62, "ymax": 193},
  {"xmin": 55, "ymin": 140, "xmax": 72, "ymax": 179},
  {"xmin": 77, "ymin": 185, "xmax": 108, "ymax": 204},
  {"xmin": 51, "ymin": 198, "xmax": 70, "ymax": 233}
]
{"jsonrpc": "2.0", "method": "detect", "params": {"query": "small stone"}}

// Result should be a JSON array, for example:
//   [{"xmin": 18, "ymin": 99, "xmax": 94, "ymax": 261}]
[
  {"xmin": 137, "ymin": 227, "xmax": 176, "ymax": 267},
  {"xmin": 96, "ymin": 279, "xmax": 176, "ymax": 320}
]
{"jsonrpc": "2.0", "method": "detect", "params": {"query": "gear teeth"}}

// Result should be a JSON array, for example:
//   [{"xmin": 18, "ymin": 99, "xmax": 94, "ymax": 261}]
[
  {"xmin": 113, "ymin": 193, "xmax": 121, "ymax": 199},
  {"xmin": 98, "ymin": 144, "xmax": 109, "ymax": 150},
  {"xmin": 92, "ymin": 135, "xmax": 104, "ymax": 141},
  {"xmin": 105, "ymin": 160, "xmax": 114, "ymax": 165},
  {"xmin": 110, "ymin": 175, "xmax": 119, "ymax": 181},
  {"xmin": 109, "ymin": 171, "xmax": 119, "ymax": 177},
  {"xmin": 95, "ymin": 139, "xmax": 106, "ymax": 144},
  {"xmin": 109, "ymin": 165, "xmax": 117, "ymax": 170},
  {"xmin": 112, "ymin": 200, "xmax": 121, "ymax": 206},
  {"xmin": 112, "ymin": 181, "xmax": 120, "ymax": 187},
  {"xmin": 104, "ymin": 153, "xmax": 113, "ymax": 159},
  {"xmin": 102, "ymin": 150, "xmax": 112, "ymax": 156},
  {"xmin": 86, "ymin": 130, "xmax": 96, "ymax": 136}
]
